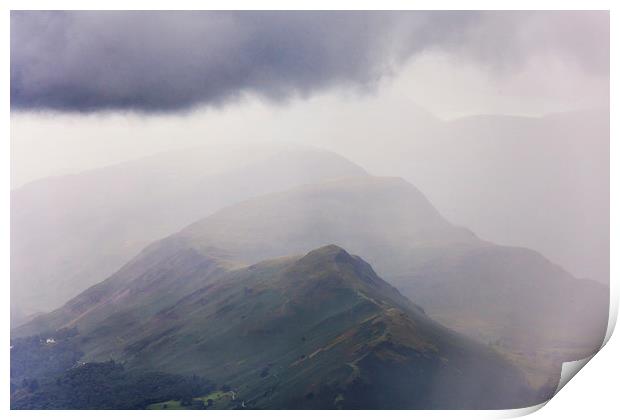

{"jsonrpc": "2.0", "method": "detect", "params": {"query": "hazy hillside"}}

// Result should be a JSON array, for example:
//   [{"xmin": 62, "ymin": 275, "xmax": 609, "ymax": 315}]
[
  {"xmin": 325, "ymin": 108, "xmax": 609, "ymax": 284},
  {"xmin": 15, "ymin": 175, "xmax": 608, "ymax": 400},
  {"xmin": 180, "ymin": 175, "xmax": 477, "ymax": 266},
  {"xmin": 12, "ymin": 245, "xmax": 542, "ymax": 409},
  {"xmin": 11, "ymin": 143, "xmax": 367, "ymax": 322}
]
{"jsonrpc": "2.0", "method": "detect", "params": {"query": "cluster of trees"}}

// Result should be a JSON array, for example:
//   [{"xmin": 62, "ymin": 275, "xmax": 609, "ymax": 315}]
[
  {"xmin": 11, "ymin": 330, "xmax": 215, "ymax": 409},
  {"xmin": 11, "ymin": 360, "xmax": 215, "ymax": 409},
  {"xmin": 11, "ymin": 328, "xmax": 83, "ymax": 389}
]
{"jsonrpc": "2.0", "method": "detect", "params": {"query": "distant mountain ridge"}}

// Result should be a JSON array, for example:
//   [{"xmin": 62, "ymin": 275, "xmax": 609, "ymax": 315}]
[
  {"xmin": 180, "ymin": 176, "xmax": 477, "ymax": 268},
  {"xmin": 327, "ymin": 108, "xmax": 609, "ymax": 283},
  {"xmin": 11, "ymin": 143, "xmax": 367, "ymax": 322}
]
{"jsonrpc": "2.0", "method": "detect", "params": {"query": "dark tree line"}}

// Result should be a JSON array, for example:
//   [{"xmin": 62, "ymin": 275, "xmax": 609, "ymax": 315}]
[
  {"xmin": 11, "ymin": 360, "xmax": 215, "ymax": 409},
  {"xmin": 11, "ymin": 330, "xmax": 215, "ymax": 410}
]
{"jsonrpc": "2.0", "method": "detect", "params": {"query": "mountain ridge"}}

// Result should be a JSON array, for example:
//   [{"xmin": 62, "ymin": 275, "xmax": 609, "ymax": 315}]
[
  {"xmin": 12, "ymin": 174, "xmax": 606, "ymax": 408},
  {"xmin": 12, "ymin": 244, "xmax": 544, "ymax": 409},
  {"xmin": 11, "ymin": 144, "xmax": 368, "ymax": 322}
]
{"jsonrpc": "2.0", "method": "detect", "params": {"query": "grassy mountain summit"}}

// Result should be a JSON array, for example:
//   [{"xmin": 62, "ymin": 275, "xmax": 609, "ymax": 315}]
[{"xmin": 12, "ymin": 245, "xmax": 541, "ymax": 409}]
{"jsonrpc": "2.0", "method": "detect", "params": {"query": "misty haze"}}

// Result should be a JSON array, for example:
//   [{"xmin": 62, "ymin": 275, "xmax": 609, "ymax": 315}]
[{"xmin": 10, "ymin": 10, "xmax": 609, "ymax": 410}]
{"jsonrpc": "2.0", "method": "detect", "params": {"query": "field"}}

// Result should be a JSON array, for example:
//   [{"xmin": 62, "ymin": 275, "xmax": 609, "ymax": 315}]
[{"xmin": 147, "ymin": 390, "xmax": 236, "ymax": 410}]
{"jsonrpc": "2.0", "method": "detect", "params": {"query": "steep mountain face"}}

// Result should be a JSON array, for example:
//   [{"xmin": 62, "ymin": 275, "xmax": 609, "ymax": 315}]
[
  {"xmin": 11, "ymin": 143, "xmax": 367, "ymax": 321},
  {"xmin": 13, "ymin": 246, "xmax": 542, "ymax": 409}
]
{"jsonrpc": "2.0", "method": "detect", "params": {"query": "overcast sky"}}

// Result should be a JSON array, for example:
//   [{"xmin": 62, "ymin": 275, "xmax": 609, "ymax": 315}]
[
  {"xmin": 9, "ymin": 10, "xmax": 610, "ymax": 286},
  {"xmin": 11, "ymin": 10, "xmax": 609, "ymax": 186}
]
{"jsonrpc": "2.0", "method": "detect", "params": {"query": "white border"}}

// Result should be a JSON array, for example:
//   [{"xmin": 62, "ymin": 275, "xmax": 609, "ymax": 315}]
[
  {"xmin": 2, "ymin": 2, "xmax": 616, "ymax": 419},
  {"xmin": 0, "ymin": 0, "xmax": 615, "ymax": 11}
]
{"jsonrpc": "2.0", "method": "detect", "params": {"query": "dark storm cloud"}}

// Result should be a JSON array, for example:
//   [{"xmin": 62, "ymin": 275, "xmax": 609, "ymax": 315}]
[{"xmin": 10, "ymin": 11, "xmax": 609, "ymax": 113}]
